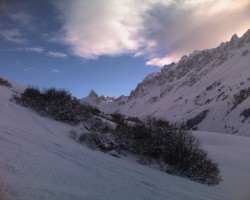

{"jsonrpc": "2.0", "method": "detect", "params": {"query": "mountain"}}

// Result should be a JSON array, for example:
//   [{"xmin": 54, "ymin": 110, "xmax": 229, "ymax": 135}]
[
  {"xmin": 81, "ymin": 90, "xmax": 116, "ymax": 106},
  {"xmin": 90, "ymin": 29, "xmax": 250, "ymax": 136},
  {"xmin": 1, "ymin": 78, "xmax": 250, "ymax": 199}
]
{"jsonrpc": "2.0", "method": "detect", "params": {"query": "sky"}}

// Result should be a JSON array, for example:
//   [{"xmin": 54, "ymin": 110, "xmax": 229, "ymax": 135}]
[{"xmin": 0, "ymin": 0, "xmax": 249, "ymax": 98}]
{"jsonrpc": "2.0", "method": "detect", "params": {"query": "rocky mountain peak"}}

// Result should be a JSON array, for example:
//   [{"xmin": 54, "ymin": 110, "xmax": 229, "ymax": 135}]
[
  {"xmin": 81, "ymin": 90, "xmax": 116, "ymax": 106},
  {"xmin": 88, "ymin": 90, "xmax": 98, "ymax": 98},
  {"xmin": 230, "ymin": 34, "xmax": 239, "ymax": 42}
]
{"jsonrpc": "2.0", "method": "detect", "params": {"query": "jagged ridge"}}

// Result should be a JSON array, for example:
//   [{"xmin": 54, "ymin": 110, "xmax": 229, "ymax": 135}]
[{"xmin": 89, "ymin": 29, "xmax": 250, "ymax": 136}]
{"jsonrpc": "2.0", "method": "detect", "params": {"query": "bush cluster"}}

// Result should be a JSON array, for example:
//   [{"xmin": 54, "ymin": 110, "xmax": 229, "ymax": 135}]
[
  {"xmin": 73, "ymin": 116, "xmax": 221, "ymax": 185},
  {"xmin": 78, "ymin": 132, "xmax": 116, "ymax": 152},
  {"xmin": 0, "ymin": 77, "xmax": 12, "ymax": 87},
  {"xmin": 14, "ymin": 87, "xmax": 99, "ymax": 124},
  {"xmin": 114, "ymin": 117, "xmax": 221, "ymax": 185}
]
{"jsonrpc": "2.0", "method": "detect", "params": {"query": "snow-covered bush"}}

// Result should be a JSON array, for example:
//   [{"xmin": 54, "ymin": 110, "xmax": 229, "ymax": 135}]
[
  {"xmin": 0, "ymin": 77, "xmax": 12, "ymax": 87},
  {"xmin": 69, "ymin": 130, "xmax": 77, "ymax": 139},
  {"xmin": 14, "ymin": 87, "xmax": 45, "ymax": 113},
  {"xmin": 89, "ymin": 118, "xmax": 114, "ymax": 133},
  {"xmin": 42, "ymin": 88, "xmax": 82, "ymax": 123},
  {"xmin": 115, "ymin": 117, "xmax": 221, "ymax": 185},
  {"xmin": 78, "ymin": 132, "xmax": 116, "ymax": 152},
  {"xmin": 110, "ymin": 112, "xmax": 125, "ymax": 124}
]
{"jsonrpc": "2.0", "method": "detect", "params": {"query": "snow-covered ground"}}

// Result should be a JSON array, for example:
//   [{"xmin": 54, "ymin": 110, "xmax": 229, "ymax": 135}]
[{"xmin": 0, "ymin": 85, "xmax": 250, "ymax": 200}]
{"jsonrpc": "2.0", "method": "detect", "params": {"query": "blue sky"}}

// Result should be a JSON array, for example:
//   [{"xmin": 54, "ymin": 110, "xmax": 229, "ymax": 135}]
[{"xmin": 0, "ymin": 0, "xmax": 249, "ymax": 98}]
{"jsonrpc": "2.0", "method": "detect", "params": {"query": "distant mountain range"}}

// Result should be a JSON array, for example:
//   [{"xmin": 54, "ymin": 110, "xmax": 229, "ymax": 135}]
[{"xmin": 82, "ymin": 29, "xmax": 250, "ymax": 136}]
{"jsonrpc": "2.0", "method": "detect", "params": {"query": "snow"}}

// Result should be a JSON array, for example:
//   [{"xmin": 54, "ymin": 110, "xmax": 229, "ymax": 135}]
[
  {"xmin": 194, "ymin": 131, "xmax": 250, "ymax": 200},
  {"xmin": 0, "ymin": 84, "xmax": 250, "ymax": 200}
]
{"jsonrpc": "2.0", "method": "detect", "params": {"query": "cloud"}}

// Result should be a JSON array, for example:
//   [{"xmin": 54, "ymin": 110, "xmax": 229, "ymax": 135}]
[
  {"xmin": 0, "ymin": 29, "xmax": 27, "ymax": 44},
  {"xmin": 143, "ymin": 0, "xmax": 250, "ymax": 65},
  {"xmin": 18, "ymin": 46, "xmax": 44, "ymax": 53},
  {"xmin": 50, "ymin": 69, "xmax": 61, "ymax": 73},
  {"xmin": 53, "ymin": 0, "xmax": 143, "ymax": 59},
  {"xmin": 53, "ymin": 0, "xmax": 250, "ymax": 66},
  {"xmin": 47, "ymin": 51, "xmax": 68, "ymax": 58}
]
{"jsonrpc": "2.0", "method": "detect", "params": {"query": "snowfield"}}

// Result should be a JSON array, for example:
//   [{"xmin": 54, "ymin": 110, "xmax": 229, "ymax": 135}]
[{"xmin": 0, "ymin": 85, "xmax": 250, "ymax": 200}]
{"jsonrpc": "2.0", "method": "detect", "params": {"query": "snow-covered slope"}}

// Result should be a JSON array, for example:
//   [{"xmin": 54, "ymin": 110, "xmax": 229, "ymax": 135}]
[
  {"xmin": 1, "ymin": 79, "xmax": 250, "ymax": 199},
  {"xmin": 97, "ymin": 30, "xmax": 250, "ymax": 136}
]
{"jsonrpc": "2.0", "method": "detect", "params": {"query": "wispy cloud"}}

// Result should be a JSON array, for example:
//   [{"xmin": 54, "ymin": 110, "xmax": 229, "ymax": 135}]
[
  {"xmin": 0, "ymin": 2, "xmax": 34, "ymax": 45},
  {"xmin": 53, "ymin": 0, "xmax": 250, "ymax": 66},
  {"xmin": 18, "ymin": 46, "xmax": 44, "ymax": 53},
  {"xmin": 50, "ymin": 69, "xmax": 61, "ymax": 73},
  {"xmin": 48, "ymin": 51, "xmax": 68, "ymax": 58},
  {"xmin": 0, "ymin": 29, "xmax": 27, "ymax": 44}
]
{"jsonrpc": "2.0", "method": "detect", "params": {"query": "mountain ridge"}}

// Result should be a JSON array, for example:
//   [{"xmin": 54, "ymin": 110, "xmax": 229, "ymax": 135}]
[{"xmin": 84, "ymin": 29, "xmax": 250, "ymax": 136}]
